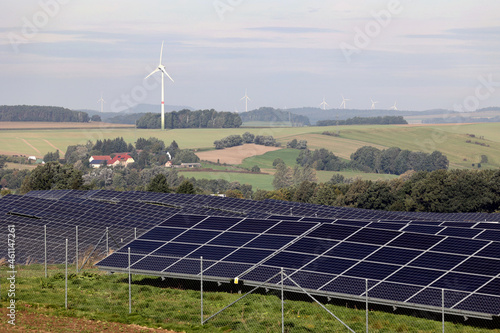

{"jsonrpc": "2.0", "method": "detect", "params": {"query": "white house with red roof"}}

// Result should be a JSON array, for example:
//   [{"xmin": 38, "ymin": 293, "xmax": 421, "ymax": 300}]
[{"xmin": 89, "ymin": 153, "xmax": 134, "ymax": 168}]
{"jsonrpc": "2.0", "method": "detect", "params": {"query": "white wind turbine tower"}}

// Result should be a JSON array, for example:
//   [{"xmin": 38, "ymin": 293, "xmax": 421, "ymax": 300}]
[
  {"xmin": 370, "ymin": 98, "xmax": 379, "ymax": 109},
  {"xmin": 97, "ymin": 93, "xmax": 105, "ymax": 113},
  {"xmin": 145, "ymin": 41, "xmax": 174, "ymax": 130},
  {"xmin": 320, "ymin": 97, "xmax": 329, "ymax": 110},
  {"xmin": 340, "ymin": 95, "xmax": 350, "ymax": 109},
  {"xmin": 241, "ymin": 89, "xmax": 251, "ymax": 112},
  {"xmin": 390, "ymin": 101, "xmax": 398, "ymax": 110}
]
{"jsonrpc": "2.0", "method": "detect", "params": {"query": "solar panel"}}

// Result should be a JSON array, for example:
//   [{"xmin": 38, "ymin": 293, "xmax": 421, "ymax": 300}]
[{"xmin": 6, "ymin": 189, "xmax": 500, "ymax": 320}]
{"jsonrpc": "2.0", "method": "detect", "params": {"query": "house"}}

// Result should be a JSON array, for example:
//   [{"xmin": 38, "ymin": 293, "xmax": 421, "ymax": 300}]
[
  {"xmin": 89, "ymin": 155, "xmax": 111, "ymax": 163},
  {"xmin": 165, "ymin": 161, "xmax": 173, "ymax": 168},
  {"xmin": 180, "ymin": 163, "xmax": 201, "ymax": 168},
  {"xmin": 107, "ymin": 153, "xmax": 135, "ymax": 167},
  {"xmin": 89, "ymin": 154, "xmax": 134, "ymax": 168}
]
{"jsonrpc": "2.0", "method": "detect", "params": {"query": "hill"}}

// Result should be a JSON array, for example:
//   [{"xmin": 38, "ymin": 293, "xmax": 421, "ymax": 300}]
[
  {"xmin": 239, "ymin": 107, "xmax": 310, "ymax": 126},
  {"xmin": 0, "ymin": 105, "xmax": 89, "ymax": 122}
]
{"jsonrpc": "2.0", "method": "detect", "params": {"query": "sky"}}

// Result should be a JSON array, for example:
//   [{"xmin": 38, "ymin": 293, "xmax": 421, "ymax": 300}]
[{"xmin": 1, "ymin": 0, "xmax": 500, "ymax": 113}]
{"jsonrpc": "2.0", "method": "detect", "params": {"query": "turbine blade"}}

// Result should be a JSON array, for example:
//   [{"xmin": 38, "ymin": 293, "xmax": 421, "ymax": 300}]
[
  {"xmin": 160, "ymin": 68, "xmax": 174, "ymax": 82},
  {"xmin": 145, "ymin": 68, "xmax": 160, "ymax": 79},
  {"xmin": 159, "ymin": 41, "xmax": 164, "ymax": 65}
]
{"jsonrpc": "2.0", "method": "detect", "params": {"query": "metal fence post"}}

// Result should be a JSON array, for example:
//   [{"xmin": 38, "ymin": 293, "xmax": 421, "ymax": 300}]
[
  {"xmin": 65, "ymin": 238, "xmax": 68, "ymax": 309},
  {"xmin": 201, "ymin": 256, "xmax": 203, "ymax": 325},
  {"xmin": 366, "ymin": 279, "xmax": 369, "ymax": 333},
  {"xmin": 281, "ymin": 268, "xmax": 284, "ymax": 333},
  {"xmin": 134, "ymin": 227, "xmax": 137, "ymax": 239},
  {"xmin": 44, "ymin": 225, "xmax": 47, "ymax": 278},
  {"xmin": 128, "ymin": 247, "xmax": 131, "ymax": 314},
  {"xmin": 442, "ymin": 289, "xmax": 445, "ymax": 333},
  {"xmin": 75, "ymin": 226, "xmax": 78, "ymax": 274},
  {"xmin": 106, "ymin": 227, "xmax": 109, "ymax": 255}
]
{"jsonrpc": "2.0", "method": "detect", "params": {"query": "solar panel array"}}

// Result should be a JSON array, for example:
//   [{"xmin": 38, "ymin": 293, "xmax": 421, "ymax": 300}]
[
  {"xmin": 3, "ymin": 189, "xmax": 500, "ymax": 319},
  {"xmin": 97, "ymin": 212, "xmax": 500, "ymax": 319}
]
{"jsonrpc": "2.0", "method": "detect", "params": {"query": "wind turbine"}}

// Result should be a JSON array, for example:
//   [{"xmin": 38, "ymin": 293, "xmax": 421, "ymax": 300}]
[
  {"xmin": 320, "ymin": 97, "xmax": 329, "ymax": 110},
  {"xmin": 241, "ymin": 89, "xmax": 251, "ymax": 112},
  {"xmin": 390, "ymin": 101, "xmax": 398, "ymax": 110},
  {"xmin": 97, "ymin": 93, "xmax": 105, "ymax": 113},
  {"xmin": 370, "ymin": 98, "xmax": 379, "ymax": 109},
  {"xmin": 340, "ymin": 95, "xmax": 350, "ymax": 109},
  {"xmin": 145, "ymin": 41, "xmax": 174, "ymax": 130}
]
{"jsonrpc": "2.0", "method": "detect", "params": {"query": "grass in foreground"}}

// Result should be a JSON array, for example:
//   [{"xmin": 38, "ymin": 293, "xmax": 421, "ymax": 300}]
[{"xmin": 2, "ymin": 265, "xmax": 500, "ymax": 332}]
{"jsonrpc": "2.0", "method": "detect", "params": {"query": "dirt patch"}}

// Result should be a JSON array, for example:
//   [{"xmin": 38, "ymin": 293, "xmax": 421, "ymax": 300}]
[
  {"xmin": 196, "ymin": 144, "xmax": 281, "ymax": 165},
  {"xmin": 0, "ymin": 306, "xmax": 180, "ymax": 333}
]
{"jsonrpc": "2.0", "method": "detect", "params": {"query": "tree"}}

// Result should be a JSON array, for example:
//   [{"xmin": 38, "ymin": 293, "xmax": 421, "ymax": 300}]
[
  {"xmin": 225, "ymin": 189, "xmax": 244, "ymax": 198},
  {"xmin": 273, "ymin": 163, "xmax": 293, "ymax": 189},
  {"xmin": 0, "ymin": 155, "xmax": 6, "ymax": 169},
  {"xmin": 91, "ymin": 114, "xmax": 102, "ymax": 122},
  {"xmin": 242, "ymin": 132, "xmax": 255, "ymax": 143},
  {"xmin": 251, "ymin": 165, "xmax": 261, "ymax": 173},
  {"xmin": 176, "ymin": 180, "xmax": 195, "ymax": 194},
  {"xmin": 20, "ymin": 162, "xmax": 83, "ymax": 194},
  {"xmin": 273, "ymin": 158, "xmax": 284, "ymax": 167},
  {"xmin": 146, "ymin": 174, "xmax": 171, "ymax": 193},
  {"xmin": 287, "ymin": 139, "xmax": 298, "ymax": 148},
  {"xmin": 43, "ymin": 150, "xmax": 60, "ymax": 163}
]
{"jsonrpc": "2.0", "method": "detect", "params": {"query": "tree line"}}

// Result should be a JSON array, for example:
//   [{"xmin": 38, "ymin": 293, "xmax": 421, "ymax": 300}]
[
  {"xmin": 214, "ymin": 132, "xmax": 280, "ymax": 149},
  {"xmin": 316, "ymin": 116, "xmax": 407, "ymax": 126},
  {"xmin": 0, "ymin": 105, "xmax": 89, "ymax": 122},
  {"xmin": 295, "ymin": 146, "xmax": 449, "ymax": 174},
  {"xmin": 239, "ymin": 107, "xmax": 311, "ymax": 126},
  {"xmin": 261, "ymin": 169, "xmax": 500, "ymax": 213},
  {"xmin": 136, "ymin": 109, "xmax": 242, "ymax": 129}
]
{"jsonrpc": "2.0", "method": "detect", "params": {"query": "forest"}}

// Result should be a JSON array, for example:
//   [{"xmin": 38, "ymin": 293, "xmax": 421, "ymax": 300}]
[
  {"xmin": 239, "ymin": 107, "xmax": 311, "ymax": 125},
  {"xmin": 136, "ymin": 109, "xmax": 242, "ymax": 129},
  {"xmin": 0, "ymin": 105, "xmax": 90, "ymax": 122},
  {"xmin": 316, "ymin": 116, "xmax": 407, "ymax": 126}
]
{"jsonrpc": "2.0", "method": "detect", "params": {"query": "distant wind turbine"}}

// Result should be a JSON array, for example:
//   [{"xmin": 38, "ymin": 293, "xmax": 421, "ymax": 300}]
[
  {"xmin": 370, "ymin": 98, "xmax": 379, "ymax": 109},
  {"xmin": 340, "ymin": 95, "xmax": 350, "ymax": 109},
  {"xmin": 97, "ymin": 93, "xmax": 105, "ymax": 113},
  {"xmin": 390, "ymin": 101, "xmax": 398, "ymax": 110},
  {"xmin": 241, "ymin": 89, "xmax": 251, "ymax": 112},
  {"xmin": 145, "ymin": 41, "xmax": 174, "ymax": 130},
  {"xmin": 320, "ymin": 97, "xmax": 329, "ymax": 110}
]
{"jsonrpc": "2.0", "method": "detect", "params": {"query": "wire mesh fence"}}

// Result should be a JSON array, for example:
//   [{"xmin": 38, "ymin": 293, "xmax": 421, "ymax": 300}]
[{"xmin": 2, "ymin": 232, "xmax": 500, "ymax": 331}]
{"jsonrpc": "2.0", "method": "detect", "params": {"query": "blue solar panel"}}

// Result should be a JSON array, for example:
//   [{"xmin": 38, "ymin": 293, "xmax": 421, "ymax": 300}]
[
  {"xmin": 14, "ymin": 190, "xmax": 500, "ymax": 319},
  {"xmin": 302, "ymin": 257, "xmax": 356, "ymax": 275},
  {"xmin": 431, "ymin": 272, "xmax": 490, "ymax": 292},
  {"xmin": 207, "ymin": 232, "xmax": 256, "ymax": 247},
  {"xmin": 324, "ymin": 242, "xmax": 378, "ymax": 260},
  {"xmin": 141, "ymin": 227, "xmax": 185, "ymax": 242},
  {"xmin": 344, "ymin": 262, "xmax": 399, "ymax": 280},
  {"xmin": 174, "ymin": 230, "xmax": 220, "ymax": 244},
  {"xmin": 246, "ymin": 235, "xmax": 295, "ymax": 249},
  {"xmin": 410, "ymin": 252, "xmax": 465, "ymax": 270},
  {"xmin": 386, "ymin": 267, "xmax": 443, "ymax": 285},
  {"xmin": 347, "ymin": 229, "xmax": 400, "ymax": 246},
  {"xmin": 368, "ymin": 282, "xmax": 423, "ymax": 302},
  {"xmin": 285, "ymin": 238, "xmax": 338, "ymax": 255},
  {"xmin": 225, "ymin": 248, "xmax": 274, "ymax": 264},
  {"xmin": 454, "ymin": 257, "xmax": 500, "ymax": 276},
  {"xmin": 431, "ymin": 238, "xmax": 488, "ymax": 255},
  {"xmin": 365, "ymin": 247, "xmax": 421, "ymax": 265},
  {"xmin": 388, "ymin": 233, "xmax": 443, "ymax": 250},
  {"xmin": 307, "ymin": 224, "xmax": 358, "ymax": 241}
]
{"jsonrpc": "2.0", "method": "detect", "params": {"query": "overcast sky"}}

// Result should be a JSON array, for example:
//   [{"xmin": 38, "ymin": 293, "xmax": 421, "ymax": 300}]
[{"xmin": 1, "ymin": 0, "xmax": 500, "ymax": 112}]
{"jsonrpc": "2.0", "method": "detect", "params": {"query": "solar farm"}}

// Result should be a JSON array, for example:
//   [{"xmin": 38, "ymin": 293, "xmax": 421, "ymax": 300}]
[{"xmin": 3, "ymin": 190, "xmax": 500, "ymax": 330}]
